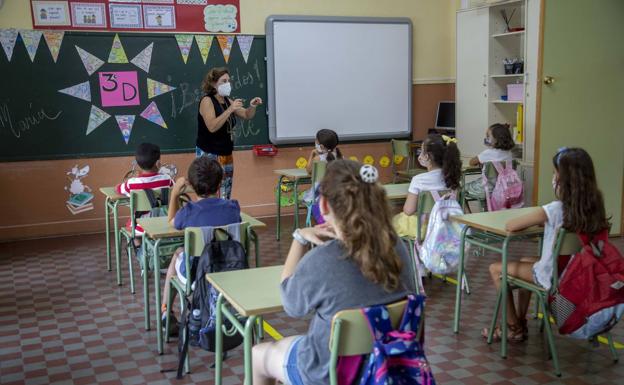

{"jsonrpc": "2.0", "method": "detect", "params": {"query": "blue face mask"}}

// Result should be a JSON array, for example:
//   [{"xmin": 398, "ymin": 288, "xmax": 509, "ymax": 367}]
[{"xmin": 483, "ymin": 137, "xmax": 492, "ymax": 146}]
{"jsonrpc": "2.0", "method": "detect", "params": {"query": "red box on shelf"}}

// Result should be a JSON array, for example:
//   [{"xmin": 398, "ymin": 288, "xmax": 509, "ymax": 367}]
[{"xmin": 253, "ymin": 145, "xmax": 278, "ymax": 157}]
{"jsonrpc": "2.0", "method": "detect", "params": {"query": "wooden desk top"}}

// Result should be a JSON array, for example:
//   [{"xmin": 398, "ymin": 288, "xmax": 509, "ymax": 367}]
[
  {"xmin": 99, "ymin": 187, "xmax": 127, "ymax": 201},
  {"xmin": 451, "ymin": 207, "xmax": 544, "ymax": 237},
  {"xmin": 206, "ymin": 265, "xmax": 284, "ymax": 317},
  {"xmin": 273, "ymin": 168, "xmax": 311, "ymax": 179},
  {"xmin": 138, "ymin": 212, "xmax": 266, "ymax": 239},
  {"xmin": 384, "ymin": 183, "xmax": 410, "ymax": 200}
]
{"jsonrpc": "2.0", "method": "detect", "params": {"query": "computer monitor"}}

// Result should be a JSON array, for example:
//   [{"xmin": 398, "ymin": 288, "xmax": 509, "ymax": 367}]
[{"xmin": 435, "ymin": 101, "xmax": 455, "ymax": 130}]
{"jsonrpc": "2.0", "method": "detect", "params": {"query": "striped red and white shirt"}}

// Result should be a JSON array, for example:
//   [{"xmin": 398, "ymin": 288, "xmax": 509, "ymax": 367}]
[{"xmin": 116, "ymin": 172, "xmax": 174, "ymax": 235}]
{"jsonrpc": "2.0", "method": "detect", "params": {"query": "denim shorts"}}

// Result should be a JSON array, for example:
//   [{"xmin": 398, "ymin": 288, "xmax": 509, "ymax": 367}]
[{"xmin": 283, "ymin": 337, "xmax": 304, "ymax": 385}]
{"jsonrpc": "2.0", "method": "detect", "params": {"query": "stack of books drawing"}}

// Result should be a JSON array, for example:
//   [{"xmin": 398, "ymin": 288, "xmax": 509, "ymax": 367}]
[{"xmin": 67, "ymin": 192, "xmax": 94, "ymax": 215}]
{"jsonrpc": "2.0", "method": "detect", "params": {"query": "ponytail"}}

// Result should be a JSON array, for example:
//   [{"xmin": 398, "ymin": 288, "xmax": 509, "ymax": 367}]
[{"xmin": 423, "ymin": 134, "xmax": 461, "ymax": 190}]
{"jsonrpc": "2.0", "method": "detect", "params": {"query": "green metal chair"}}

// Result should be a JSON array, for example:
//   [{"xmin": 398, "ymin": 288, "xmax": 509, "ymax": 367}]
[
  {"xmin": 165, "ymin": 223, "xmax": 259, "ymax": 373},
  {"xmin": 391, "ymin": 139, "xmax": 422, "ymax": 183},
  {"xmin": 118, "ymin": 188, "xmax": 182, "ymax": 294},
  {"xmin": 462, "ymin": 160, "xmax": 520, "ymax": 213},
  {"xmin": 304, "ymin": 160, "xmax": 327, "ymax": 227},
  {"xmin": 328, "ymin": 298, "xmax": 424, "ymax": 385},
  {"xmin": 488, "ymin": 228, "xmax": 619, "ymax": 376}
]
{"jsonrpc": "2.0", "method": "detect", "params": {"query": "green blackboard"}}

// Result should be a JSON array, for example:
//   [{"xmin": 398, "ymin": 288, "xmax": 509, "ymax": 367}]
[{"xmin": 0, "ymin": 31, "xmax": 268, "ymax": 161}]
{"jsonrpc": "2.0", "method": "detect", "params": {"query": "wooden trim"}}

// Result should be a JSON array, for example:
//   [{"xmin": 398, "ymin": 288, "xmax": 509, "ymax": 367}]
[{"xmin": 532, "ymin": 0, "xmax": 545, "ymax": 206}]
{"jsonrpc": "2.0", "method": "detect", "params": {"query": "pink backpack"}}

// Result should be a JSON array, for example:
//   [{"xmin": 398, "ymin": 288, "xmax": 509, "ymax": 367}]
[{"xmin": 483, "ymin": 161, "xmax": 524, "ymax": 211}]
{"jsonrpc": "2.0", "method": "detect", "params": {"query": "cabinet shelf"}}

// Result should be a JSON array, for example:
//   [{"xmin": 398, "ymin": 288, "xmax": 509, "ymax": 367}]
[
  {"xmin": 490, "ymin": 74, "xmax": 524, "ymax": 78},
  {"xmin": 490, "ymin": 100, "xmax": 523, "ymax": 104},
  {"xmin": 491, "ymin": 30, "xmax": 525, "ymax": 38}
]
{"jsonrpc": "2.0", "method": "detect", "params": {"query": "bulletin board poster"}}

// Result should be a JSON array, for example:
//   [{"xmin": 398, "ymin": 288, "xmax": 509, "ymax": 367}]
[{"xmin": 30, "ymin": 0, "xmax": 241, "ymax": 33}]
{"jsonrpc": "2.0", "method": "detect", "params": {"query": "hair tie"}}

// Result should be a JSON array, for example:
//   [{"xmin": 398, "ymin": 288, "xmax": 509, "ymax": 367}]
[
  {"xmin": 359, "ymin": 164, "xmax": 379, "ymax": 184},
  {"xmin": 442, "ymin": 135, "xmax": 457, "ymax": 145},
  {"xmin": 555, "ymin": 146, "xmax": 569, "ymax": 165}
]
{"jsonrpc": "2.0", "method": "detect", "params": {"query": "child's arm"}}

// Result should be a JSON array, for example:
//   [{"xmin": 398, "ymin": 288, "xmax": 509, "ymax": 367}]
[
  {"xmin": 505, "ymin": 207, "xmax": 548, "ymax": 232},
  {"xmin": 167, "ymin": 177, "xmax": 187, "ymax": 226},
  {"xmin": 403, "ymin": 192, "xmax": 419, "ymax": 216},
  {"xmin": 281, "ymin": 224, "xmax": 336, "ymax": 282},
  {"xmin": 305, "ymin": 149, "xmax": 318, "ymax": 174}
]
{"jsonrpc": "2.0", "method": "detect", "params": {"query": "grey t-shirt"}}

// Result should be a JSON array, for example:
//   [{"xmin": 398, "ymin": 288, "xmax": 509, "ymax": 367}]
[{"xmin": 280, "ymin": 239, "xmax": 416, "ymax": 385}]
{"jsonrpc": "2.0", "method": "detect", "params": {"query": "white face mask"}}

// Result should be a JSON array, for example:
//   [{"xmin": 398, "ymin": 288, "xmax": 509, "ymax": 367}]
[
  {"xmin": 418, "ymin": 153, "xmax": 430, "ymax": 168},
  {"xmin": 217, "ymin": 82, "xmax": 231, "ymax": 97},
  {"xmin": 315, "ymin": 143, "xmax": 324, "ymax": 154},
  {"xmin": 552, "ymin": 174, "xmax": 558, "ymax": 193}
]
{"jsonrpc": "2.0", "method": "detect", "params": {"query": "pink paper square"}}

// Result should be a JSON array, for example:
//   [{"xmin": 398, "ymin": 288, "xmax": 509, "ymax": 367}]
[{"xmin": 99, "ymin": 71, "xmax": 140, "ymax": 107}]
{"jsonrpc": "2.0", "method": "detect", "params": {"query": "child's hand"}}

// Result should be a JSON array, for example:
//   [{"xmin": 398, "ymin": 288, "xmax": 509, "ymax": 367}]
[
  {"xmin": 298, "ymin": 224, "xmax": 336, "ymax": 245},
  {"xmin": 172, "ymin": 177, "xmax": 187, "ymax": 194}
]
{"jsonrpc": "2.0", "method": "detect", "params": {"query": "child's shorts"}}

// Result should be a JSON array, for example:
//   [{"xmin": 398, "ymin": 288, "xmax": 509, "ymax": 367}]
[
  {"xmin": 174, "ymin": 251, "xmax": 196, "ymax": 285},
  {"xmin": 283, "ymin": 336, "xmax": 304, "ymax": 385}
]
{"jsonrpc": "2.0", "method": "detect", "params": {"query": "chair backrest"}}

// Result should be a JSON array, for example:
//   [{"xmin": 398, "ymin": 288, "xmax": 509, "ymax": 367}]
[
  {"xmin": 482, "ymin": 159, "xmax": 520, "ymax": 180},
  {"xmin": 391, "ymin": 139, "xmax": 411, "ymax": 158},
  {"xmin": 550, "ymin": 228, "xmax": 582, "ymax": 288},
  {"xmin": 128, "ymin": 187, "xmax": 170, "ymax": 233},
  {"xmin": 329, "ymin": 299, "xmax": 408, "ymax": 356},
  {"xmin": 311, "ymin": 160, "xmax": 327, "ymax": 186},
  {"xmin": 416, "ymin": 189, "xmax": 453, "ymax": 243}
]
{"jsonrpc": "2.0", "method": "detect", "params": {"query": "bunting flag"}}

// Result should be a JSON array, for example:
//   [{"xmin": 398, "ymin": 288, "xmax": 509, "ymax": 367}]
[
  {"xmin": 140, "ymin": 101, "xmax": 167, "ymax": 128},
  {"xmin": 130, "ymin": 42, "xmax": 153, "ymax": 73},
  {"xmin": 236, "ymin": 35, "xmax": 253, "ymax": 63},
  {"xmin": 194, "ymin": 35, "xmax": 213, "ymax": 65},
  {"xmin": 0, "ymin": 29, "xmax": 19, "ymax": 61},
  {"xmin": 58, "ymin": 81, "xmax": 91, "ymax": 102},
  {"xmin": 175, "ymin": 34, "xmax": 194, "ymax": 64},
  {"xmin": 108, "ymin": 34, "xmax": 128, "ymax": 63},
  {"xmin": 75, "ymin": 46, "xmax": 105, "ymax": 76},
  {"xmin": 115, "ymin": 115, "xmax": 136, "ymax": 144},
  {"xmin": 20, "ymin": 30, "xmax": 43, "ymax": 62},
  {"xmin": 43, "ymin": 31, "xmax": 64, "ymax": 63},
  {"xmin": 147, "ymin": 78, "xmax": 176, "ymax": 99},
  {"xmin": 216, "ymin": 35, "xmax": 234, "ymax": 63},
  {"xmin": 86, "ymin": 105, "xmax": 111, "ymax": 135}
]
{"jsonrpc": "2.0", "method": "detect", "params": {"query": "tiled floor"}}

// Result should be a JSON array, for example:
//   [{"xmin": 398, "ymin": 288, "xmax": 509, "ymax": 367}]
[{"xmin": 1, "ymin": 215, "xmax": 623, "ymax": 385}]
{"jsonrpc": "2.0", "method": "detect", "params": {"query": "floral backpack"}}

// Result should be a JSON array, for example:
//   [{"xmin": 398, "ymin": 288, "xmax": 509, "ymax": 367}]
[{"xmin": 358, "ymin": 294, "xmax": 436, "ymax": 385}]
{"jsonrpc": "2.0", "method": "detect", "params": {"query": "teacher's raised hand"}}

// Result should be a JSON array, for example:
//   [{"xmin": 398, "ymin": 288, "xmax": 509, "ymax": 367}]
[{"xmin": 250, "ymin": 97, "xmax": 263, "ymax": 107}]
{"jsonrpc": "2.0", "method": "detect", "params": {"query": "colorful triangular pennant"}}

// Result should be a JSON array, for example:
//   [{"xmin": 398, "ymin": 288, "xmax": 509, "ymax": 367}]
[
  {"xmin": 216, "ymin": 35, "xmax": 234, "ymax": 63},
  {"xmin": 236, "ymin": 35, "xmax": 253, "ymax": 63},
  {"xmin": 86, "ymin": 105, "xmax": 111, "ymax": 135},
  {"xmin": 147, "ymin": 78, "xmax": 176, "ymax": 99},
  {"xmin": 130, "ymin": 42, "xmax": 153, "ymax": 73},
  {"xmin": 58, "ymin": 81, "xmax": 91, "ymax": 102},
  {"xmin": 75, "ymin": 46, "xmax": 105, "ymax": 76},
  {"xmin": 140, "ymin": 101, "xmax": 167, "ymax": 128},
  {"xmin": 115, "ymin": 115, "xmax": 136, "ymax": 144},
  {"xmin": 20, "ymin": 30, "xmax": 43, "ymax": 62},
  {"xmin": 43, "ymin": 31, "xmax": 64, "ymax": 63},
  {"xmin": 194, "ymin": 35, "xmax": 214, "ymax": 65},
  {"xmin": 108, "ymin": 34, "xmax": 128, "ymax": 64},
  {"xmin": 0, "ymin": 29, "xmax": 19, "ymax": 61},
  {"xmin": 175, "ymin": 34, "xmax": 194, "ymax": 64}
]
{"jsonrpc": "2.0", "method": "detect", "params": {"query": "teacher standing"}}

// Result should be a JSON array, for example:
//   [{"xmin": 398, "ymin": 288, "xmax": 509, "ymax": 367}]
[{"xmin": 196, "ymin": 67, "xmax": 263, "ymax": 199}]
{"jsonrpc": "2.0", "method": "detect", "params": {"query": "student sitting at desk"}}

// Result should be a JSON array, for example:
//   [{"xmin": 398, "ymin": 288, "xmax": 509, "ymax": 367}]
[
  {"xmin": 252, "ymin": 160, "xmax": 416, "ymax": 385},
  {"xmin": 160, "ymin": 157, "xmax": 241, "ymax": 336}
]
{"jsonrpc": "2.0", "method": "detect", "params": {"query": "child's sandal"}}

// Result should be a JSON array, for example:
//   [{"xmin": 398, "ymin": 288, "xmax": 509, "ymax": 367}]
[{"xmin": 481, "ymin": 323, "xmax": 526, "ymax": 343}]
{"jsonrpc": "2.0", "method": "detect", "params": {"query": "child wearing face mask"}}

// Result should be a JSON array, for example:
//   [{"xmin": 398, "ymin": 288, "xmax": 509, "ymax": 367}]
[
  {"xmin": 465, "ymin": 123, "xmax": 516, "ymax": 199},
  {"xmin": 483, "ymin": 147, "xmax": 610, "ymax": 343}
]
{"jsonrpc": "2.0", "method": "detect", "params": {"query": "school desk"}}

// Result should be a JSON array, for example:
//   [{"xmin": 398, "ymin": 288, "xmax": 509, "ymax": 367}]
[
  {"xmin": 384, "ymin": 183, "xmax": 410, "ymax": 200},
  {"xmin": 138, "ymin": 213, "xmax": 266, "ymax": 354},
  {"xmin": 450, "ymin": 207, "xmax": 543, "ymax": 358},
  {"xmin": 208, "ymin": 265, "xmax": 284, "ymax": 385},
  {"xmin": 274, "ymin": 168, "xmax": 312, "ymax": 240},
  {"xmin": 99, "ymin": 187, "xmax": 129, "ymax": 284}
]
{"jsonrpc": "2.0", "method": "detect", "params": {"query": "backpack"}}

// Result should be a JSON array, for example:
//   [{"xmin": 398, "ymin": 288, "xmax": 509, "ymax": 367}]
[
  {"xmin": 417, "ymin": 191, "xmax": 468, "ymax": 275},
  {"xmin": 549, "ymin": 230, "xmax": 624, "ymax": 339},
  {"xmin": 144, "ymin": 188, "xmax": 169, "ymax": 217},
  {"xmin": 358, "ymin": 294, "xmax": 436, "ymax": 385},
  {"xmin": 483, "ymin": 161, "xmax": 524, "ymax": 211},
  {"xmin": 175, "ymin": 226, "xmax": 249, "ymax": 379}
]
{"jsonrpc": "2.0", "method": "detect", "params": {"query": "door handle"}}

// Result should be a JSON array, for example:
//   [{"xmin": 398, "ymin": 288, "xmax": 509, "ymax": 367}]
[{"xmin": 543, "ymin": 76, "xmax": 555, "ymax": 85}]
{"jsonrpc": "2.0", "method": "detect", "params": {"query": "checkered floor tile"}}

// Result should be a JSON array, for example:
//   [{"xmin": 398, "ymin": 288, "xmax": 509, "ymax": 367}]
[{"xmin": 0, "ymin": 214, "xmax": 623, "ymax": 384}]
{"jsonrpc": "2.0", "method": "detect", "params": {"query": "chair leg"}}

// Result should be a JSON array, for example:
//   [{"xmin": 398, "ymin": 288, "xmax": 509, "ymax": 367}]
[
  {"xmin": 539, "ymin": 300, "xmax": 561, "ymax": 377},
  {"xmin": 165, "ymin": 283, "xmax": 173, "ymax": 344},
  {"xmin": 127, "ymin": 240, "xmax": 135, "ymax": 294},
  {"xmin": 487, "ymin": 287, "xmax": 503, "ymax": 344},
  {"xmin": 462, "ymin": 272, "xmax": 471, "ymax": 295},
  {"xmin": 607, "ymin": 332, "xmax": 619, "ymax": 363}
]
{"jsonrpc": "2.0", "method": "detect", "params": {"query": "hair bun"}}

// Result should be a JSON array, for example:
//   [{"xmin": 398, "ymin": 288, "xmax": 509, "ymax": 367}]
[{"xmin": 359, "ymin": 165, "xmax": 379, "ymax": 184}]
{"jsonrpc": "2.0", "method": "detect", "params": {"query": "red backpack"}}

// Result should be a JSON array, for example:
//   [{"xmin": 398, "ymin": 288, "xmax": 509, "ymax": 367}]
[{"xmin": 549, "ymin": 230, "xmax": 624, "ymax": 338}]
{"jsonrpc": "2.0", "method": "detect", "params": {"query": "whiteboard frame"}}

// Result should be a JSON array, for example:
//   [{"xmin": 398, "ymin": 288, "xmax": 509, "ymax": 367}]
[{"xmin": 266, "ymin": 15, "xmax": 413, "ymax": 145}]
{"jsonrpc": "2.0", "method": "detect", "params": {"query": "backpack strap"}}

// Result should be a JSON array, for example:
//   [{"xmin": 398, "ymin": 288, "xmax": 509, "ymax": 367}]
[
  {"xmin": 144, "ymin": 189, "xmax": 159, "ymax": 208},
  {"xmin": 429, "ymin": 190, "xmax": 441, "ymax": 202},
  {"xmin": 160, "ymin": 188, "xmax": 170, "ymax": 206},
  {"xmin": 398, "ymin": 294, "xmax": 425, "ymax": 338},
  {"xmin": 492, "ymin": 161, "xmax": 505, "ymax": 174},
  {"xmin": 505, "ymin": 160, "xmax": 514, "ymax": 171}
]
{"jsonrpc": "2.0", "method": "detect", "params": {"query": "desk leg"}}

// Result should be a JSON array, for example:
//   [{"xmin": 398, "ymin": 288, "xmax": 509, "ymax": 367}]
[
  {"xmin": 153, "ymin": 239, "xmax": 163, "ymax": 354},
  {"xmin": 105, "ymin": 198, "xmax": 111, "ymax": 271},
  {"xmin": 276, "ymin": 176, "xmax": 284, "ymax": 240},
  {"xmin": 453, "ymin": 225, "xmax": 470, "ymax": 334},
  {"xmin": 244, "ymin": 316, "xmax": 258, "ymax": 385},
  {"xmin": 142, "ymin": 235, "xmax": 150, "ymax": 331},
  {"xmin": 501, "ymin": 237, "xmax": 511, "ymax": 359},
  {"xmin": 215, "ymin": 293, "xmax": 224, "ymax": 385},
  {"xmin": 293, "ymin": 178, "xmax": 300, "ymax": 230},
  {"xmin": 113, "ymin": 201, "xmax": 122, "ymax": 286}
]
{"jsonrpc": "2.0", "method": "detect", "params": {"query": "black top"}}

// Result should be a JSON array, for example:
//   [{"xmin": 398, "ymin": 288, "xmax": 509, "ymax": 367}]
[{"xmin": 196, "ymin": 95, "xmax": 237, "ymax": 155}]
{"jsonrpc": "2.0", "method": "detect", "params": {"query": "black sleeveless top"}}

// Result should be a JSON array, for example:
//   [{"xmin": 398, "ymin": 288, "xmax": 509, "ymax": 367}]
[{"xmin": 196, "ymin": 95, "xmax": 237, "ymax": 155}]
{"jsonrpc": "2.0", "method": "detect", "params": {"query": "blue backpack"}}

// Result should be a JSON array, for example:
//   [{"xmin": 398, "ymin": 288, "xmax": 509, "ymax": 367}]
[{"xmin": 359, "ymin": 294, "xmax": 436, "ymax": 385}]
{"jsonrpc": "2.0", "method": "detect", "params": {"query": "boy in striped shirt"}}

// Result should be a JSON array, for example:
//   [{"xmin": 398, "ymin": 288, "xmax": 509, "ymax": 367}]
[{"xmin": 116, "ymin": 143, "xmax": 173, "ymax": 237}]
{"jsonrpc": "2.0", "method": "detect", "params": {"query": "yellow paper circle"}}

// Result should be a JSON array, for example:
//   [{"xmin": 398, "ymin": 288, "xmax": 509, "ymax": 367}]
[
  {"xmin": 379, "ymin": 156, "xmax": 391, "ymax": 168},
  {"xmin": 349, "ymin": 156, "xmax": 359, "ymax": 162},
  {"xmin": 363, "ymin": 155, "xmax": 375, "ymax": 165},
  {"xmin": 394, "ymin": 155, "xmax": 404, "ymax": 165},
  {"xmin": 295, "ymin": 157, "xmax": 307, "ymax": 169}
]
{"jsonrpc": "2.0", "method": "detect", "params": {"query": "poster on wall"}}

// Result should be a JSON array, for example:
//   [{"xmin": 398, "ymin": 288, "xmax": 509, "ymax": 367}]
[
  {"xmin": 30, "ymin": 0, "xmax": 240, "ymax": 33},
  {"xmin": 32, "ymin": 1, "xmax": 71, "ymax": 27}
]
